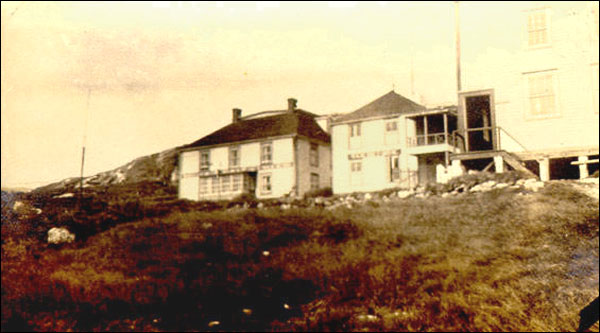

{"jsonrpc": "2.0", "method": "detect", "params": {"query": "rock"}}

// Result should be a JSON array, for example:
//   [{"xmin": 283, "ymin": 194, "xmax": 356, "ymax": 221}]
[
  {"xmin": 54, "ymin": 193, "xmax": 74, "ymax": 198},
  {"xmin": 356, "ymin": 314, "xmax": 379, "ymax": 323},
  {"xmin": 208, "ymin": 321, "xmax": 220, "ymax": 327},
  {"xmin": 242, "ymin": 308, "xmax": 252, "ymax": 315},
  {"xmin": 34, "ymin": 208, "xmax": 43, "ymax": 214},
  {"xmin": 397, "ymin": 190, "xmax": 412, "ymax": 199},
  {"xmin": 495, "ymin": 183, "xmax": 509, "ymax": 189},
  {"xmin": 364, "ymin": 193, "xmax": 372, "ymax": 200},
  {"xmin": 47, "ymin": 227, "xmax": 75, "ymax": 244},
  {"xmin": 262, "ymin": 250, "xmax": 270, "ymax": 257},
  {"xmin": 314, "ymin": 197, "xmax": 324, "ymax": 205},
  {"xmin": 523, "ymin": 179, "xmax": 544, "ymax": 192},
  {"xmin": 280, "ymin": 203, "xmax": 291, "ymax": 210},
  {"xmin": 13, "ymin": 201, "xmax": 24, "ymax": 210},
  {"xmin": 257, "ymin": 202, "xmax": 264, "ymax": 209},
  {"xmin": 470, "ymin": 180, "xmax": 496, "ymax": 193},
  {"xmin": 441, "ymin": 192, "xmax": 450, "ymax": 198}
]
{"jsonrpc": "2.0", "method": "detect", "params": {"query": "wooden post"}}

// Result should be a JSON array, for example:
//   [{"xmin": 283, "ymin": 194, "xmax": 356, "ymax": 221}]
[
  {"xmin": 539, "ymin": 158, "xmax": 550, "ymax": 181},
  {"xmin": 424, "ymin": 116, "xmax": 429, "ymax": 145},
  {"xmin": 444, "ymin": 113, "xmax": 449, "ymax": 166},
  {"xmin": 493, "ymin": 155, "xmax": 504, "ymax": 173},
  {"xmin": 577, "ymin": 156, "xmax": 589, "ymax": 179}
]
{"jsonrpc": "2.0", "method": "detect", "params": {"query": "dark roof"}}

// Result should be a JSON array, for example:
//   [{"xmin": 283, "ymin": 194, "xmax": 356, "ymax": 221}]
[
  {"xmin": 335, "ymin": 90, "xmax": 426, "ymax": 123},
  {"xmin": 184, "ymin": 109, "xmax": 330, "ymax": 149}
]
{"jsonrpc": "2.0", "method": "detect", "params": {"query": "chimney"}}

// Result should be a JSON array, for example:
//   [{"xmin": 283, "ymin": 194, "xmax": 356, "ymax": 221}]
[
  {"xmin": 232, "ymin": 108, "xmax": 242, "ymax": 123},
  {"xmin": 287, "ymin": 98, "xmax": 297, "ymax": 112}
]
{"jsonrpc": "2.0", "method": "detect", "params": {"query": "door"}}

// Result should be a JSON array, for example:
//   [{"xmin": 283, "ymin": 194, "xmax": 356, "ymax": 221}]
[{"xmin": 460, "ymin": 90, "xmax": 497, "ymax": 152}]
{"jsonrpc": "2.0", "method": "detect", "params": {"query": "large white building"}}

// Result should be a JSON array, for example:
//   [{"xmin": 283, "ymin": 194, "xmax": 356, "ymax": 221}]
[
  {"xmin": 331, "ymin": 91, "xmax": 458, "ymax": 194},
  {"xmin": 452, "ymin": 1, "xmax": 599, "ymax": 180},
  {"xmin": 178, "ymin": 98, "xmax": 331, "ymax": 200}
]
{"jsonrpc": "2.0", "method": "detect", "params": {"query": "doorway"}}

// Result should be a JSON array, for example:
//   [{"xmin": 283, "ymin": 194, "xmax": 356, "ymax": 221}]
[{"xmin": 462, "ymin": 92, "xmax": 496, "ymax": 152}]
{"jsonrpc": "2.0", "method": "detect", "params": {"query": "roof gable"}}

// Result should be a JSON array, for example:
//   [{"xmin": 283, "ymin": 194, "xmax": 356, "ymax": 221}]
[{"xmin": 335, "ymin": 91, "xmax": 425, "ymax": 123}]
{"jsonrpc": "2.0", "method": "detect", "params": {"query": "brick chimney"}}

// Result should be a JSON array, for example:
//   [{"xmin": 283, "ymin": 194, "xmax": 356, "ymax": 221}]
[
  {"xmin": 287, "ymin": 98, "xmax": 297, "ymax": 112},
  {"xmin": 232, "ymin": 108, "xmax": 242, "ymax": 123}
]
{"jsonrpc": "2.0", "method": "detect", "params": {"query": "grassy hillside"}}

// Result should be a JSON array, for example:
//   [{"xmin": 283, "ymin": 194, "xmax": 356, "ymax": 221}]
[{"xmin": 1, "ymin": 181, "xmax": 598, "ymax": 331}]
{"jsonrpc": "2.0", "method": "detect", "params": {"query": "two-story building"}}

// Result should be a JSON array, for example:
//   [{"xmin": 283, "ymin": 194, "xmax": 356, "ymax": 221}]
[
  {"xmin": 452, "ymin": 1, "xmax": 599, "ymax": 180},
  {"xmin": 331, "ymin": 91, "xmax": 458, "ymax": 194},
  {"xmin": 178, "ymin": 98, "xmax": 331, "ymax": 200}
]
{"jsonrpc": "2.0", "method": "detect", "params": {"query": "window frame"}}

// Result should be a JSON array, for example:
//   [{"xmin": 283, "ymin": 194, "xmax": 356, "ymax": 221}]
[
  {"xmin": 525, "ymin": 8, "xmax": 551, "ymax": 49},
  {"xmin": 350, "ymin": 160, "xmax": 363, "ymax": 186},
  {"xmin": 260, "ymin": 142, "xmax": 273, "ymax": 165},
  {"xmin": 309, "ymin": 143, "xmax": 319, "ymax": 167},
  {"xmin": 523, "ymin": 69, "xmax": 560, "ymax": 120},
  {"xmin": 261, "ymin": 173, "xmax": 272, "ymax": 194},
  {"xmin": 229, "ymin": 146, "xmax": 240, "ymax": 168},
  {"xmin": 200, "ymin": 150, "xmax": 211, "ymax": 171},
  {"xmin": 310, "ymin": 173, "xmax": 320, "ymax": 191}
]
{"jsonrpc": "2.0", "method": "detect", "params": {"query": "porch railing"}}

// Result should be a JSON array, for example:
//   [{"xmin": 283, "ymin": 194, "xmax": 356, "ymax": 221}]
[
  {"xmin": 407, "ymin": 132, "xmax": 456, "ymax": 147},
  {"xmin": 451, "ymin": 126, "xmax": 529, "ymax": 153}
]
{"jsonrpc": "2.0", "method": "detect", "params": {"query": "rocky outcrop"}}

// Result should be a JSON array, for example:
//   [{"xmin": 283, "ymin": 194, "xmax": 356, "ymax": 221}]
[{"xmin": 35, "ymin": 148, "xmax": 179, "ymax": 194}]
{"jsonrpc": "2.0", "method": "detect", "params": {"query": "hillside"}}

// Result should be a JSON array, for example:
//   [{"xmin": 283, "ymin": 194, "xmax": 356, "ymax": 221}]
[
  {"xmin": 33, "ymin": 148, "xmax": 179, "ymax": 195},
  {"xmin": 2, "ymin": 176, "xmax": 598, "ymax": 332}
]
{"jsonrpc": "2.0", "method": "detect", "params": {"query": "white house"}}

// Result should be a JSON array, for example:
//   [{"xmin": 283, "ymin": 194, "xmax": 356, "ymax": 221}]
[
  {"xmin": 331, "ymin": 91, "xmax": 458, "ymax": 194},
  {"xmin": 452, "ymin": 1, "xmax": 599, "ymax": 180},
  {"xmin": 178, "ymin": 98, "xmax": 331, "ymax": 200}
]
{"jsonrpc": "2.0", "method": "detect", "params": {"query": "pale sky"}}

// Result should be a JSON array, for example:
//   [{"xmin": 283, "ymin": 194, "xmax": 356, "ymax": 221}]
[{"xmin": 1, "ymin": 1, "xmax": 537, "ymax": 188}]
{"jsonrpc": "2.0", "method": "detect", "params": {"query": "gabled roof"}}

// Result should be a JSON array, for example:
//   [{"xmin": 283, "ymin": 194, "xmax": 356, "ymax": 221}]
[
  {"xmin": 335, "ymin": 90, "xmax": 426, "ymax": 123},
  {"xmin": 184, "ymin": 109, "xmax": 330, "ymax": 149}
]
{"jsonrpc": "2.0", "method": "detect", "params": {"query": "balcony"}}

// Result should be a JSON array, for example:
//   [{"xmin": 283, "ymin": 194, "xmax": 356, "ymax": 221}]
[{"xmin": 406, "ymin": 132, "xmax": 458, "ymax": 154}]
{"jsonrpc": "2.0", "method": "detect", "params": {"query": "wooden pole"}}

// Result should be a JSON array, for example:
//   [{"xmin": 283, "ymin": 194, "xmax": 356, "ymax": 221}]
[
  {"xmin": 455, "ymin": 1, "xmax": 462, "ymax": 92},
  {"xmin": 79, "ymin": 87, "xmax": 91, "ymax": 204}
]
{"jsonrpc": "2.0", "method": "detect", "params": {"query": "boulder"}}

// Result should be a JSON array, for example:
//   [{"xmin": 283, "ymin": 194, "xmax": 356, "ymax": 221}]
[{"xmin": 47, "ymin": 227, "xmax": 75, "ymax": 244}]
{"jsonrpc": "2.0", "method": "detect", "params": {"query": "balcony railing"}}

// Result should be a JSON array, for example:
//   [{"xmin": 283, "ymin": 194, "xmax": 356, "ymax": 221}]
[{"xmin": 407, "ymin": 132, "xmax": 455, "ymax": 147}]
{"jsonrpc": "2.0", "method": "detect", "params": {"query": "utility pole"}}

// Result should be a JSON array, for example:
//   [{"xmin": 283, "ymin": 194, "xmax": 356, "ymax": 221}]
[
  {"xmin": 79, "ymin": 87, "xmax": 91, "ymax": 205},
  {"xmin": 455, "ymin": 1, "xmax": 462, "ymax": 93}
]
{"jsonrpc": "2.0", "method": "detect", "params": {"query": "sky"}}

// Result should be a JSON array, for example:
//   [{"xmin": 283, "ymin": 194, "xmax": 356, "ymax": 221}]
[{"xmin": 1, "ymin": 1, "xmax": 536, "ymax": 188}]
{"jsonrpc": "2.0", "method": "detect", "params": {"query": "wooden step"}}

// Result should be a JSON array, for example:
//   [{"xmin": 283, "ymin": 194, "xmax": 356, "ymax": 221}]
[{"xmin": 500, "ymin": 151, "xmax": 537, "ymax": 178}]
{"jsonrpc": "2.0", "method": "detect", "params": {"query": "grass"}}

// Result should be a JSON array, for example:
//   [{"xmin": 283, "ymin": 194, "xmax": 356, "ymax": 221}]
[{"xmin": 1, "ymin": 181, "xmax": 598, "ymax": 331}]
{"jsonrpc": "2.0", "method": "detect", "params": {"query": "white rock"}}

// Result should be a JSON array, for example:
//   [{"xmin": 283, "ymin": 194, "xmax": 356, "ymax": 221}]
[
  {"xmin": 13, "ymin": 201, "xmax": 24, "ymax": 210},
  {"xmin": 54, "ymin": 193, "xmax": 74, "ymax": 198},
  {"xmin": 34, "ymin": 208, "xmax": 43, "ymax": 214},
  {"xmin": 208, "ymin": 321, "xmax": 220, "ymax": 327},
  {"xmin": 364, "ymin": 193, "xmax": 372, "ymax": 200},
  {"xmin": 257, "ymin": 202, "xmax": 264, "ymax": 209},
  {"xmin": 523, "ymin": 180, "xmax": 544, "ymax": 192},
  {"xmin": 314, "ymin": 197, "xmax": 324, "ymax": 204},
  {"xmin": 47, "ymin": 227, "xmax": 75, "ymax": 244},
  {"xmin": 495, "ymin": 183, "xmax": 509, "ymax": 189},
  {"xmin": 397, "ymin": 190, "xmax": 412, "ymax": 199},
  {"xmin": 262, "ymin": 251, "xmax": 270, "ymax": 256},
  {"xmin": 280, "ymin": 203, "xmax": 291, "ymax": 210}
]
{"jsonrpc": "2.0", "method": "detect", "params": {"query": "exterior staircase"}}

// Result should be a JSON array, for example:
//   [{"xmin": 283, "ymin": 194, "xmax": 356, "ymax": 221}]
[{"xmin": 500, "ymin": 151, "xmax": 537, "ymax": 178}]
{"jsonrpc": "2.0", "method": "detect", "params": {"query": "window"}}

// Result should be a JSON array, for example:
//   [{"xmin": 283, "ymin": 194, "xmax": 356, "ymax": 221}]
[
  {"xmin": 385, "ymin": 120, "xmax": 398, "ymax": 145},
  {"xmin": 199, "ymin": 177, "xmax": 209, "ymax": 195},
  {"xmin": 349, "ymin": 123, "xmax": 361, "ymax": 137},
  {"xmin": 310, "ymin": 143, "xmax": 319, "ymax": 167},
  {"xmin": 200, "ymin": 150, "xmax": 210, "ymax": 170},
  {"xmin": 261, "ymin": 174, "xmax": 272, "ymax": 194},
  {"xmin": 350, "ymin": 161, "xmax": 362, "ymax": 186},
  {"xmin": 389, "ymin": 156, "xmax": 400, "ymax": 182},
  {"xmin": 527, "ymin": 9, "xmax": 550, "ymax": 47},
  {"xmin": 232, "ymin": 174, "xmax": 242, "ymax": 191},
  {"xmin": 349, "ymin": 123, "xmax": 362, "ymax": 149},
  {"xmin": 525, "ymin": 71, "xmax": 557, "ymax": 118},
  {"xmin": 221, "ymin": 175, "xmax": 231, "ymax": 192},
  {"xmin": 385, "ymin": 121, "xmax": 397, "ymax": 132},
  {"xmin": 261, "ymin": 142, "xmax": 272, "ymax": 165},
  {"xmin": 229, "ymin": 146, "xmax": 240, "ymax": 168},
  {"xmin": 310, "ymin": 173, "xmax": 319, "ymax": 190},
  {"xmin": 211, "ymin": 176, "xmax": 219, "ymax": 193}
]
